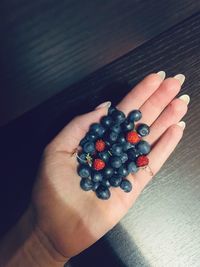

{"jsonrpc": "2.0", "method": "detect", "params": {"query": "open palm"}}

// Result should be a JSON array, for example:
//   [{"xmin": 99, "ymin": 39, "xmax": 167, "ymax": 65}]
[{"xmin": 31, "ymin": 72, "xmax": 188, "ymax": 261}]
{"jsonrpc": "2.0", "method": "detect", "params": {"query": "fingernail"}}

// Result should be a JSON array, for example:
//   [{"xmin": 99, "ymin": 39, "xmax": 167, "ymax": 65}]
[
  {"xmin": 157, "ymin": 71, "xmax": 166, "ymax": 81},
  {"xmin": 178, "ymin": 94, "xmax": 190, "ymax": 105},
  {"xmin": 174, "ymin": 74, "xmax": 185, "ymax": 85},
  {"xmin": 95, "ymin": 101, "xmax": 111, "ymax": 110},
  {"xmin": 177, "ymin": 121, "xmax": 186, "ymax": 129}
]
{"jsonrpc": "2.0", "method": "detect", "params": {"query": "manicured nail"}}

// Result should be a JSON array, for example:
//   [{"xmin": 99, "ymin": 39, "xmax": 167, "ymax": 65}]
[
  {"xmin": 95, "ymin": 101, "xmax": 111, "ymax": 110},
  {"xmin": 177, "ymin": 121, "xmax": 186, "ymax": 129},
  {"xmin": 174, "ymin": 74, "xmax": 185, "ymax": 85},
  {"xmin": 157, "ymin": 71, "xmax": 166, "ymax": 81},
  {"xmin": 178, "ymin": 94, "xmax": 190, "ymax": 105}
]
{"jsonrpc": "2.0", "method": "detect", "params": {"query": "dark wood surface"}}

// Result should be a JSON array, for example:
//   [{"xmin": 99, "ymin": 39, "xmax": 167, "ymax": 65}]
[
  {"xmin": 0, "ymin": 8, "xmax": 200, "ymax": 267},
  {"xmin": 0, "ymin": 0, "xmax": 200, "ymax": 126}
]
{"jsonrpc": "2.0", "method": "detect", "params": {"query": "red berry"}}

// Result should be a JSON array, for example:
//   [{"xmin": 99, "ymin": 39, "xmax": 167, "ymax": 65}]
[
  {"xmin": 126, "ymin": 131, "xmax": 141, "ymax": 144},
  {"xmin": 93, "ymin": 158, "xmax": 105, "ymax": 170},
  {"xmin": 95, "ymin": 139, "xmax": 106, "ymax": 152},
  {"xmin": 136, "ymin": 155, "xmax": 149, "ymax": 167}
]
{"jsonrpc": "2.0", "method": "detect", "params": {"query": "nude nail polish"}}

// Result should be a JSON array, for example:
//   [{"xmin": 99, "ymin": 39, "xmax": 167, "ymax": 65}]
[
  {"xmin": 95, "ymin": 101, "xmax": 111, "ymax": 110},
  {"xmin": 174, "ymin": 74, "xmax": 185, "ymax": 86},
  {"xmin": 178, "ymin": 94, "xmax": 190, "ymax": 105}
]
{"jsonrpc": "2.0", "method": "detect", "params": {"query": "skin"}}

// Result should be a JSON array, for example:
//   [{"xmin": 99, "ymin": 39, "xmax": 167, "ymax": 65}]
[{"xmin": 0, "ymin": 72, "xmax": 188, "ymax": 266}]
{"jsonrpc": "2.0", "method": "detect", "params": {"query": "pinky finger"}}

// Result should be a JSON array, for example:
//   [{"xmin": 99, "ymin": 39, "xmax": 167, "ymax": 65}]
[{"xmin": 130, "ymin": 122, "xmax": 185, "ymax": 195}]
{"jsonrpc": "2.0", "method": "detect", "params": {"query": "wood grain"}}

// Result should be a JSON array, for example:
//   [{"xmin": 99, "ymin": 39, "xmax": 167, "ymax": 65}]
[
  {"xmin": 0, "ymin": 10, "xmax": 200, "ymax": 267},
  {"xmin": 0, "ymin": 0, "xmax": 200, "ymax": 125}
]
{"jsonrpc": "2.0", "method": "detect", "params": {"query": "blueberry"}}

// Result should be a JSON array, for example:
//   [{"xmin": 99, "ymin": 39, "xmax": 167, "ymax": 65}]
[
  {"xmin": 101, "ymin": 115, "xmax": 113, "ymax": 128},
  {"xmin": 111, "ymin": 143, "xmax": 123, "ymax": 156},
  {"xmin": 85, "ymin": 131, "xmax": 98, "ymax": 142},
  {"xmin": 127, "ymin": 148, "xmax": 139, "ymax": 160},
  {"xmin": 110, "ymin": 156, "xmax": 122, "ymax": 169},
  {"xmin": 101, "ymin": 179, "xmax": 111, "ymax": 188},
  {"xmin": 79, "ymin": 136, "xmax": 88, "ymax": 147},
  {"xmin": 80, "ymin": 178, "xmax": 93, "ymax": 191},
  {"xmin": 91, "ymin": 171, "xmax": 103, "ymax": 182},
  {"xmin": 90, "ymin": 123, "xmax": 105, "ymax": 137},
  {"xmin": 106, "ymin": 131, "xmax": 118, "ymax": 143},
  {"xmin": 127, "ymin": 161, "xmax": 138, "ymax": 173},
  {"xmin": 112, "ymin": 110, "xmax": 126, "ymax": 124},
  {"xmin": 103, "ymin": 167, "xmax": 114, "ymax": 178},
  {"xmin": 128, "ymin": 110, "xmax": 142, "ymax": 122},
  {"xmin": 92, "ymin": 181, "xmax": 100, "ymax": 191},
  {"xmin": 117, "ymin": 133, "xmax": 126, "ymax": 144},
  {"xmin": 123, "ymin": 142, "xmax": 133, "ymax": 151},
  {"xmin": 83, "ymin": 141, "xmax": 95, "ymax": 153},
  {"xmin": 136, "ymin": 140, "xmax": 151, "ymax": 155},
  {"xmin": 108, "ymin": 106, "xmax": 117, "ymax": 115},
  {"xmin": 122, "ymin": 119, "xmax": 134, "ymax": 132},
  {"xmin": 118, "ymin": 165, "xmax": 129, "ymax": 177},
  {"xmin": 96, "ymin": 186, "xmax": 111, "ymax": 200},
  {"xmin": 137, "ymin": 123, "xmax": 150, "ymax": 137},
  {"xmin": 120, "ymin": 179, "xmax": 132, "ymax": 192},
  {"xmin": 121, "ymin": 153, "xmax": 128, "ymax": 163},
  {"xmin": 77, "ymin": 152, "xmax": 87, "ymax": 164},
  {"xmin": 111, "ymin": 123, "xmax": 121, "ymax": 134},
  {"xmin": 78, "ymin": 165, "xmax": 91, "ymax": 178},
  {"xmin": 109, "ymin": 176, "xmax": 122, "ymax": 187},
  {"xmin": 99, "ymin": 151, "xmax": 110, "ymax": 162}
]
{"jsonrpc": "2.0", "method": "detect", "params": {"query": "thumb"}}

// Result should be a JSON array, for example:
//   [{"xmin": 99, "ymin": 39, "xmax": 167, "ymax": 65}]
[{"xmin": 48, "ymin": 101, "xmax": 111, "ymax": 153}]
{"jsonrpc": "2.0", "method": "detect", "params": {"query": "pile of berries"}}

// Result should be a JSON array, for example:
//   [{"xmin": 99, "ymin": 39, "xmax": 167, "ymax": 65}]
[{"xmin": 77, "ymin": 106, "xmax": 151, "ymax": 200}]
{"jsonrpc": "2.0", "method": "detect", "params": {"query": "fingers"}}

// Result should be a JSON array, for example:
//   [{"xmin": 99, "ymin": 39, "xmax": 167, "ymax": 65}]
[
  {"xmin": 132, "ymin": 123, "xmax": 185, "ymax": 191},
  {"xmin": 116, "ymin": 72, "xmax": 165, "ymax": 114},
  {"xmin": 47, "ymin": 102, "xmax": 111, "ymax": 153},
  {"xmin": 139, "ymin": 76, "xmax": 184, "ymax": 126},
  {"xmin": 145, "ymin": 97, "xmax": 188, "ymax": 145}
]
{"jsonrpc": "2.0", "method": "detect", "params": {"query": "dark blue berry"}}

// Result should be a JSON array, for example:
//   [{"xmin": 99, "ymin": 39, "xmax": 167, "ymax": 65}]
[
  {"xmin": 101, "ymin": 115, "xmax": 113, "ymax": 128},
  {"xmin": 117, "ymin": 165, "xmax": 129, "ymax": 177},
  {"xmin": 103, "ymin": 167, "xmax": 114, "ymax": 178},
  {"xmin": 109, "ymin": 176, "xmax": 122, "ymax": 187},
  {"xmin": 83, "ymin": 141, "xmax": 95, "ymax": 153},
  {"xmin": 85, "ymin": 131, "xmax": 98, "ymax": 142},
  {"xmin": 136, "ymin": 140, "xmax": 151, "ymax": 155},
  {"xmin": 127, "ymin": 161, "xmax": 138, "ymax": 173},
  {"xmin": 92, "ymin": 181, "xmax": 100, "ymax": 191},
  {"xmin": 91, "ymin": 171, "xmax": 103, "ymax": 182},
  {"xmin": 127, "ymin": 148, "xmax": 139, "ymax": 160},
  {"xmin": 111, "ymin": 123, "xmax": 121, "ymax": 134},
  {"xmin": 96, "ymin": 186, "xmax": 111, "ymax": 200},
  {"xmin": 112, "ymin": 110, "xmax": 126, "ymax": 124},
  {"xmin": 123, "ymin": 142, "xmax": 133, "ymax": 151},
  {"xmin": 110, "ymin": 156, "xmax": 122, "ymax": 169},
  {"xmin": 111, "ymin": 143, "xmax": 123, "ymax": 156},
  {"xmin": 79, "ymin": 137, "xmax": 88, "ymax": 147},
  {"xmin": 99, "ymin": 151, "xmax": 110, "ymax": 162},
  {"xmin": 80, "ymin": 178, "xmax": 93, "ymax": 191},
  {"xmin": 78, "ymin": 165, "xmax": 91, "ymax": 178},
  {"xmin": 101, "ymin": 179, "xmax": 111, "ymax": 188},
  {"xmin": 121, "ymin": 153, "xmax": 128, "ymax": 163},
  {"xmin": 90, "ymin": 123, "xmax": 105, "ymax": 137},
  {"xmin": 137, "ymin": 123, "xmax": 150, "ymax": 137},
  {"xmin": 117, "ymin": 133, "xmax": 126, "ymax": 144},
  {"xmin": 128, "ymin": 110, "xmax": 142, "ymax": 122},
  {"xmin": 120, "ymin": 179, "xmax": 132, "ymax": 192},
  {"xmin": 77, "ymin": 152, "xmax": 87, "ymax": 164},
  {"xmin": 106, "ymin": 131, "xmax": 118, "ymax": 143},
  {"xmin": 122, "ymin": 119, "xmax": 134, "ymax": 132},
  {"xmin": 108, "ymin": 106, "xmax": 117, "ymax": 115}
]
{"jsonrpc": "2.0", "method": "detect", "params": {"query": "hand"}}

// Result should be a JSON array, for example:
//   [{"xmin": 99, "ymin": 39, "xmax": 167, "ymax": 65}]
[{"xmin": 31, "ymin": 72, "xmax": 188, "ymax": 263}]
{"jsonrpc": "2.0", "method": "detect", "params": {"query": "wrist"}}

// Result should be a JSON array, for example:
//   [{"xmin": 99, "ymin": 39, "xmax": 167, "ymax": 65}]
[{"xmin": 0, "ymin": 206, "xmax": 69, "ymax": 267}]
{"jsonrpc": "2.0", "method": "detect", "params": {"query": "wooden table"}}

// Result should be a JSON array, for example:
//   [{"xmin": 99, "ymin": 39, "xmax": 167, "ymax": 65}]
[{"xmin": 0, "ymin": 1, "xmax": 200, "ymax": 266}]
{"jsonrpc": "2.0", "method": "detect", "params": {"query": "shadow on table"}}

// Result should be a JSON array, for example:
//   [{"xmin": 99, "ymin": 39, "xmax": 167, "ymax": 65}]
[{"xmin": 67, "ymin": 223, "xmax": 150, "ymax": 267}]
